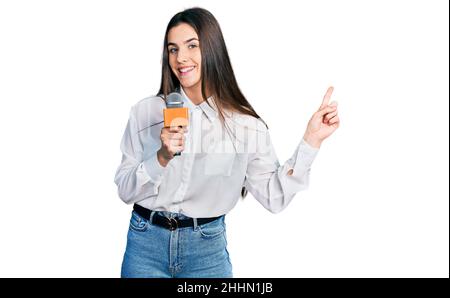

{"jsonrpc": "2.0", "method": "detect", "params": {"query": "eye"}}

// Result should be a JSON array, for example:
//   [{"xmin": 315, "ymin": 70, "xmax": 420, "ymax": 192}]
[
  {"xmin": 168, "ymin": 48, "xmax": 178, "ymax": 54},
  {"xmin": 188, "ymin": 44, "xmax": 198, "ymax": 49}
]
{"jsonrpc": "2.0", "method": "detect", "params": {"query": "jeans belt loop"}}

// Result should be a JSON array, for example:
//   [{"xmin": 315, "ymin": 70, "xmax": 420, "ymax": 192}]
[{"xmin": 149, "ymin": 211, "xmax": 156, "ymax": 223}]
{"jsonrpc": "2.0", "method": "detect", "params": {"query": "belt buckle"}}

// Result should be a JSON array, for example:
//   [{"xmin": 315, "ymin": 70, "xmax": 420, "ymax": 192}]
[{"xmin": 167, "ymin": 217, "xmax": 178, "ymax": 231}]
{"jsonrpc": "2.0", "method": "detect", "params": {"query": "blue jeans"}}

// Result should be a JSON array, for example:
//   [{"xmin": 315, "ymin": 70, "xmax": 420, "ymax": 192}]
[{"xmin": 121, "ymin": 210, "xmax": 233, "ymax": 278}]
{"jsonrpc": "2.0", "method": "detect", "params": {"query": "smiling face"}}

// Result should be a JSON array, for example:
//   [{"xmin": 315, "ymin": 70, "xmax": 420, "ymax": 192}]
[{"xmin": 167, "ymin": 23, "xmax": 202, "ymax": 90}]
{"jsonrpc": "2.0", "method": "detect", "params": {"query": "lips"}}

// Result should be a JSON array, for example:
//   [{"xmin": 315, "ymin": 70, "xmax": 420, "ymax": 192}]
[{"xmin": 178, "ymin": 66, "xmax": 195, "ymax": 76}]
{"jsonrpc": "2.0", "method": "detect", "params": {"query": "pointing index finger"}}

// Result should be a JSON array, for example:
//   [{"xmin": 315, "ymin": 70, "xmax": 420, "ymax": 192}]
[{"xmin": 320, "ymin": 86, "xmax": 334, "ymax": 109}]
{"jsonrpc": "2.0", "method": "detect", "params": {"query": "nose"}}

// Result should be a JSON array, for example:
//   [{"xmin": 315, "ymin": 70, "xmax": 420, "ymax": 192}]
[{"xmin": 176, "ymin": 48, "xmax": 188, "ymax": 63}]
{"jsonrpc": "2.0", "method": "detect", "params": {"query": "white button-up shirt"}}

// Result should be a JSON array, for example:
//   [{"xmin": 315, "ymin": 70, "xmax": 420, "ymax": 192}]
[{"xmin": 114, "ymin": 87, "xmax": 320, "ymax": 218}]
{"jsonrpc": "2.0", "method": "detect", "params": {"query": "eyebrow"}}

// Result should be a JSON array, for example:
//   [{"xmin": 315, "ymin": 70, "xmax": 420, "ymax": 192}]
[{"xmin": 167, "ymin": 38, "xmax": 199, "ymax": 47}]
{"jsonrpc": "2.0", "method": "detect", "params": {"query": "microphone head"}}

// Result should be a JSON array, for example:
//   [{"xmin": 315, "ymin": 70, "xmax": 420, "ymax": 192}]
[{"xmin": 166, "ymin": 92, "xmax": 184, "ymax": 108}]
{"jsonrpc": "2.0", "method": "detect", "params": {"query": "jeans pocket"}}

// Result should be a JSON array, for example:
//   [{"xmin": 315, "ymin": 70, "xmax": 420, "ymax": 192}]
[
  {"xmin": 129, "ymin": 210, "xmax": 149, "ymax": 232},
  {"xmin": 198, "ymin": 218, "xmax": 225, "ymax": 238}
]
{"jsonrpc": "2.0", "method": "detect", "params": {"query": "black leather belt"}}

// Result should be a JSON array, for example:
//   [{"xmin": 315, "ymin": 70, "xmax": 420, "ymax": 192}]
[{"xmin": 133, "ymin": 204, "xmax": 222, "ymax": 231}]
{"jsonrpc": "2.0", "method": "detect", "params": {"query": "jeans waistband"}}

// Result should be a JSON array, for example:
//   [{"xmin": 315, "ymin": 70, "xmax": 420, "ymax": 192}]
[{"xmin": 133, "ymin": 204, "xmax": 222, "ymax": 231}]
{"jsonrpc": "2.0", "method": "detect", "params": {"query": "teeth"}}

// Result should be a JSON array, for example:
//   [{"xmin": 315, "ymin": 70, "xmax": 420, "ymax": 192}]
[{"xmin": 179, "ymin": 66, "xmax": 194, "ymax": 73}]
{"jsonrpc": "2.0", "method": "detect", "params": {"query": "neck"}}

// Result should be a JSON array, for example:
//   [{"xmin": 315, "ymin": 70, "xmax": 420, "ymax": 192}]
[{"xmin": 183, "ymin": 83, "xmax": 210, "ymax": 105}]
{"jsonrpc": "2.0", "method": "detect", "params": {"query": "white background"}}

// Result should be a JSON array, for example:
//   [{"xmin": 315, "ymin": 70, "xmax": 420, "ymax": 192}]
[{"xmin": 0, "ymin": 0, "xmax": 448, "ymax": 277}]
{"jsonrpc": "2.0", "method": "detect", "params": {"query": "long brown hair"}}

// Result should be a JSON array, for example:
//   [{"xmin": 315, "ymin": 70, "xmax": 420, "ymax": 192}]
[{"xmin": 157, "ymin": 7, "xmax": 266, "ymax": 128}]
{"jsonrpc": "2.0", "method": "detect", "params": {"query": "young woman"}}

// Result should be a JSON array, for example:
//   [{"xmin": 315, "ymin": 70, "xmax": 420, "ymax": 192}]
[{"xmin": 114, "ymin": 7, "xmax": 339, "ymax": 278}]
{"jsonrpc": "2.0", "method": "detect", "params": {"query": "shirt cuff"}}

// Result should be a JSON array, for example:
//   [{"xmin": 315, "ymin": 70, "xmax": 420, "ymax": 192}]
[
  {"xmin": 142, "ymin": 152, "xmax": 165, "ymax": 184},
  {"xmin": 292, "ymin": 139, "xmax": 320, "ymax": 174}
]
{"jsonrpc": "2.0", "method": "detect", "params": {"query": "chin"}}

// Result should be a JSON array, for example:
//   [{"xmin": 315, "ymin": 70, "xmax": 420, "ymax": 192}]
[{"xmin": 179, "ymin": 79, "xmax": 201, "ymax": 89}]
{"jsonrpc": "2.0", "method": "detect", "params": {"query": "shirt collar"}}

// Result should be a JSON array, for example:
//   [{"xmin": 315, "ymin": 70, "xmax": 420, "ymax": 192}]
[{"xmin": 180, "ymin": 86, "xmax": 218, "ymax": 123}]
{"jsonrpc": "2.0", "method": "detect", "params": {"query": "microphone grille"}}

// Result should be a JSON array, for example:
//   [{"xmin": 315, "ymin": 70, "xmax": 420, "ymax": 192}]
[{"xmin": 166, "ymin": 92, "xmax": 183, "ymax": 108}]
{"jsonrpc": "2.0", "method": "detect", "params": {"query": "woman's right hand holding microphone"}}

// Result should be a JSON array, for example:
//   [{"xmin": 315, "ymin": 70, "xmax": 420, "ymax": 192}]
[{"xmin": 157, "ymin": 125, "xmax": 188, "ymax": 167}]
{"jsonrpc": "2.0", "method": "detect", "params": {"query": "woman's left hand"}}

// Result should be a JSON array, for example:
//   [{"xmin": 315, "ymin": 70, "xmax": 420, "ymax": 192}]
[{"xmin": 303, "ymin": 86, "xmax": 340, "ymax": 148}]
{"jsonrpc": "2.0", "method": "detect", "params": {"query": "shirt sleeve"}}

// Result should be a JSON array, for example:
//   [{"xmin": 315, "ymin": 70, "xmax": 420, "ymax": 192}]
[
  {"xmin": 244, "ymin": 123, "xmax": 319, "ymax": 213},
  {"xmin": 114, "ymin": 106, "xmax": 166, "ymax": 204}
]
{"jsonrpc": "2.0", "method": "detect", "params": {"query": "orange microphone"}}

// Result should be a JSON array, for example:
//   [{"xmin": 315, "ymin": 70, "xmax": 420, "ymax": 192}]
[{"xmin": 164, "ymin": 92, "xmax": 189, "ymax": 156}]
